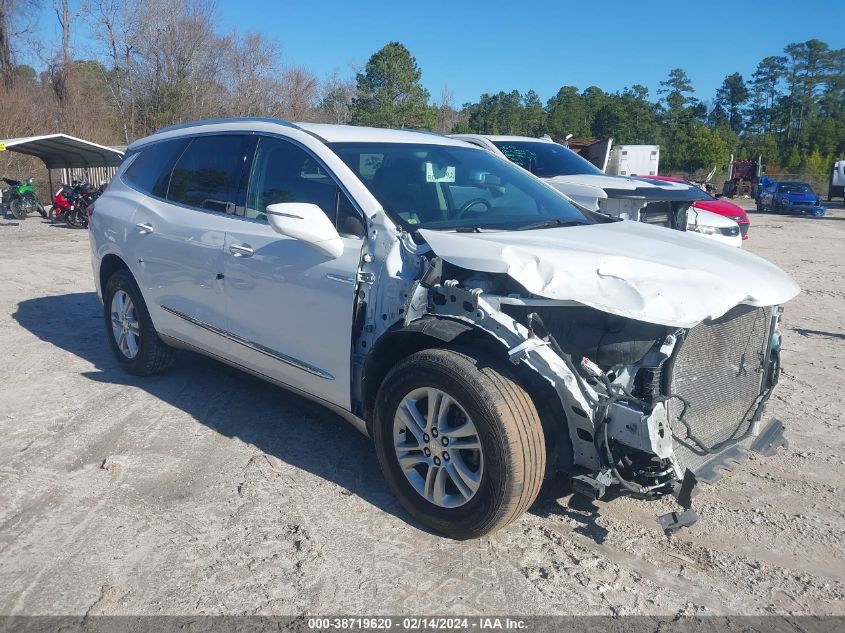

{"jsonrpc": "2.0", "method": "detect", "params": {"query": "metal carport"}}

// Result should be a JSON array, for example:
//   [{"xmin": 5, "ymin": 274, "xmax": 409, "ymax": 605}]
[{"xmin": 0, "ymin": 134, "xmax": 125, "ymax": 195}]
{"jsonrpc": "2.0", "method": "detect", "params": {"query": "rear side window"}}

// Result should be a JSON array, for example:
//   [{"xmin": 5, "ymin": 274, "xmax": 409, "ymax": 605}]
[
  {"xmin": 122, "ymin": 138, "xmax": 188, "ymax": 198},
  {"xmin": 168, "ymin": 135, "xmax": 254, "ymax": 213}
]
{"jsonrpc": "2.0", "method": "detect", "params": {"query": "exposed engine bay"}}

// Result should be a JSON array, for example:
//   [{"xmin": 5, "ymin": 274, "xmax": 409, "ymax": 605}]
[{"xmin": 350, "ymin": 211, "xmax": 795, "ymax": 533}]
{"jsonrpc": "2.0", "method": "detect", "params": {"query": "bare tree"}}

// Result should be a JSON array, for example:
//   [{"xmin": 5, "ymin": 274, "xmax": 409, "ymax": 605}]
[
  {"xmin": 223, "ymin": 32, "xmax": 284, "ymax": 117},
  {"xmin": 435, "ymin": 86, "xmax": 462, "ymax": 134},
  {"xmin": 279, "ymin": 66, "xmax": 318, "ymax": 121},
  {"xmin": 318, "ymin": 69, "xmax": 356, "ymax": 124},
  {"xmin": 0, "ymin": 0, "xmax": 13, "ymax": 86},
  {"xmin": 1, "ymin": 0, "xmax": 41, "ymax": 87},
  {"xmin": 89, "ymin": 0, "xmax": 138, "ymax": 142}
]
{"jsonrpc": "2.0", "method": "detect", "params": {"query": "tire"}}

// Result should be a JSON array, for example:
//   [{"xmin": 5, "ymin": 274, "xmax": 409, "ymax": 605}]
[
  {"xmin": 373, "ymin": 348, "xmax": 545, "ymax": 539},
  {"xmin": 65, "ymin": 208, "xmax": 87, "ymax": 229},
  {"xmin": 103, "ymin": 269, "xmax": 176, "ymax": 375},
  {"xmin": 9, "ymin": 198, "xmax": 27, "ymax": 219}
]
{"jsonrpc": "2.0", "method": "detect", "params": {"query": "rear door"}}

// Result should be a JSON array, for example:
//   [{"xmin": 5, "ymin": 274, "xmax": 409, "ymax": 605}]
[
  {"xmin": 221, "ymin": 135, "xmax": 365, "ymax": 407},
  {"xmin": 129, "ymin": 134, "xmax": 255, "ymax": 354}
]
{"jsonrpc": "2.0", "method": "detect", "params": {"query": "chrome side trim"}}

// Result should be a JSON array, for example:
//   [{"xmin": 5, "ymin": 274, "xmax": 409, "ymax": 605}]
[{"xmin": 160, "ymin": 305, "xmax": 334, "ymax": 380}]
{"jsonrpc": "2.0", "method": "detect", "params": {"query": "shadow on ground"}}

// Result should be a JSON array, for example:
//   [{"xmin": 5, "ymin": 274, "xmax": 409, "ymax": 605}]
[
  {"xmin": 532, "ymin": 493, "xmax": 611, "ymax": 544},
  {"xmin": 13, "ymin": 291, "xmax": 421, "ymax": 529},
  {"xmin": 793, "ymin": 327, "xmax": 845, "ymax": 341}
]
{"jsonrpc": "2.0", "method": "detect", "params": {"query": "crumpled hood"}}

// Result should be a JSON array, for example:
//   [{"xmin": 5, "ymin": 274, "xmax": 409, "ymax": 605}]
[
  {"xmin": 543, "ymin": 174, "xmax": 701, "ymax": 211},
  {"xmin": 782, "ymin": 192, "xmax": 820, "ymax": 203},
  {"xmin": 419, "ymin": 221, "xmax": 799, "ymax": 328}
]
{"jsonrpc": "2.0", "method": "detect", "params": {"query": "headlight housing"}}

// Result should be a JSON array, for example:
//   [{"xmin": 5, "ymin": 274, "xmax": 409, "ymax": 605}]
[{"xmin": 688, "ymin": 223, "xmax": 718, "ymax": 235}]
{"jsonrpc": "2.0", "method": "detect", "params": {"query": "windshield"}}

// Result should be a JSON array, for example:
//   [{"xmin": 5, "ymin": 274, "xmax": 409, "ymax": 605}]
[
  {"xmin": 329, "ymin": 142, "xmax": 592, "ymax": 231},
  {"xmin": 491, "ymin": 140, "xmax": 604, "ymax": 177},
  {"xmin": 778, "ymin": 183, "xmax": 813, "ymax": 194}
]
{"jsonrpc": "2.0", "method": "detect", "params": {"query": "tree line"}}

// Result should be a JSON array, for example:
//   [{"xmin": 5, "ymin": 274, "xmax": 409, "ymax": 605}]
[{"xmin": 1, "ymin": 0, "xmax": 843, "ymax": 188}]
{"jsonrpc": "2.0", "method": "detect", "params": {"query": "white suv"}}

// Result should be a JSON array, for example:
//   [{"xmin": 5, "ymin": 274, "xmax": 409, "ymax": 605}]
[{"xmin": 90, "ymin": 118, "xmax": 798, "ymax": 538}]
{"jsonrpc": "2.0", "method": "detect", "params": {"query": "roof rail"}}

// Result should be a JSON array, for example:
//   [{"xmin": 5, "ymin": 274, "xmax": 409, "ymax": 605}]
[
  {"xmin": 154, "ymin": 117, "xmax": 299, "ymax": 135},
  {"xmin": 404, "ymin": 128, "xmax": 449, "ymax": 138}
]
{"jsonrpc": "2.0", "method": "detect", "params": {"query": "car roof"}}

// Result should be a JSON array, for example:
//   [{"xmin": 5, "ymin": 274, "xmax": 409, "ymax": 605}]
[
  {"xmin": 296, "ymin": 122, "xmax": 465, "ymax": 146},
  {"xmin": 477, "ymin": 135, "xmax": 556, "ymax": 143},
  {"xmin": 778, "ymin": 181, "xmax": 811, "ymax": 186},
  {"xmin": 129, "ymin": 117, "xmax": 471, "ymax": 150}
]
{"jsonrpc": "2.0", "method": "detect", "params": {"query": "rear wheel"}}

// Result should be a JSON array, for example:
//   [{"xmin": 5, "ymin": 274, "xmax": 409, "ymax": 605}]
[
  {"xmin": 65, "ymin": 208, "xmax": 87, "ymax": 228},
  {"xmin": 103, "ymin": 269, "xmax": 176, "ymax": 375},
  {"xmin": 373, "ymin": 348, "xmax": 545, "ymax": 539}
]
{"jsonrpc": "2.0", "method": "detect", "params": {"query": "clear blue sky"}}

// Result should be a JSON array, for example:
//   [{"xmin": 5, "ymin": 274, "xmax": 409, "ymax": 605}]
[
  {"xmin": 28, "ymin": 0, "xmax": 845, "ymax": 107},
  {"xmin": 215, "ymin": 0, "xmax": 843, "ymax": 106}
]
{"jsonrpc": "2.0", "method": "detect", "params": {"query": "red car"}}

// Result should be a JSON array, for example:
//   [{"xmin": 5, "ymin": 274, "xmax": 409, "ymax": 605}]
[{"xmin": 640, "ymin": 175, "xmax": 750, "ymax": 240}]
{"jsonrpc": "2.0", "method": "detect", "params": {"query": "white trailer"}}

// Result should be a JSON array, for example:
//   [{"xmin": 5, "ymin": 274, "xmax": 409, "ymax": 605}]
[
  {"xmin": 829, "ymin": 160, "xmax": 845, "ymax": 201},
  {"xmin": 607, "ymin": 145, "xmax": 660, "ymax": 177}
]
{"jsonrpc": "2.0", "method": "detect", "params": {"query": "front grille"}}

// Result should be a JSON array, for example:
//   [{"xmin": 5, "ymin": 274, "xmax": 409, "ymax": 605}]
[
  {"xmin": 665, "ymin": 305, "xmax": 773, "ymax": 470},
  {"xmin": 739, "ymin": 222, "xmax": 749, "ymax": 237}
]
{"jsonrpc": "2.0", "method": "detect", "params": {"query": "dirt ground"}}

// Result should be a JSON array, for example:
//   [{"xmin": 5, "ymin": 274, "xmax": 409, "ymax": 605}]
[{"xmin": 1, "ymin": 202, "xmax": 844, "ymax": 617}]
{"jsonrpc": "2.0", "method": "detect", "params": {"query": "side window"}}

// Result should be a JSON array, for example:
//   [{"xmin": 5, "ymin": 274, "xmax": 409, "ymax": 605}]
[
  {"xmin": 168, "ymin": 135, "xmax": 253, "ymax": 213},
  {"xmin": 245, "ymin": 136, "xmax": 363, "ymax": 236},
  {"xmin": 122, "ymin": 138, "xmax": 188, "ymax": 198}
]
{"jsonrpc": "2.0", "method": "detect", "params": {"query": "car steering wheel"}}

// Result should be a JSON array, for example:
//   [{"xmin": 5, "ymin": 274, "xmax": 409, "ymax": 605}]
[{"xmin": 456, "ymin": 197, "xmax": 492, "ymax": 218}]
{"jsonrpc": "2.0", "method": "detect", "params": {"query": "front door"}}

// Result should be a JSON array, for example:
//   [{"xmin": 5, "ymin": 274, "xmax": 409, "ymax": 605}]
[{"xmin": 222, "ymin": 135, "xmax": 365, "ymax": 408}]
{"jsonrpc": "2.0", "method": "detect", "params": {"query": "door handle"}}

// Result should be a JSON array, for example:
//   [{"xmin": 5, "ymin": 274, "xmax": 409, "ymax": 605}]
[
  {"xmin": 229, "ymin": 243, "xmax": 254, "ymax": 257},
  {"xmin": 136, "ymin": 222, "xmax": 154, "ymax": 234}
]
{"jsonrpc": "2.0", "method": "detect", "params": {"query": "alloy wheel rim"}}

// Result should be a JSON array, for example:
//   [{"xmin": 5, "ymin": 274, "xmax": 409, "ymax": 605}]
[
  {"xmin": 392, "ymin": 387, "xmax": 483, "ymax": 508},
  {"xmin": 111, "ymin": 290, "xmax": 140, "ymax": 359}
]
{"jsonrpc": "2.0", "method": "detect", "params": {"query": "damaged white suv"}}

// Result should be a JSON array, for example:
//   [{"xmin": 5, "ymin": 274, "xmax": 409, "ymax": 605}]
[{"xmin": 90, "ymin": 119, "xmax": 799, "ymax": 539}]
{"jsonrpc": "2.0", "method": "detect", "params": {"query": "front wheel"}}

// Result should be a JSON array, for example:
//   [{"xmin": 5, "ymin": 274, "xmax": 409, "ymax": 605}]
[{"xmin": 373, "ymin": 348, "xmax": 546, "ymax": 539}]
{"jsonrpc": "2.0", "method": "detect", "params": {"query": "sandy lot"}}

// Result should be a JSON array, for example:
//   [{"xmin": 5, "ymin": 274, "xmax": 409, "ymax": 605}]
[{"xmin": 1, "ymin": 204, "xmax": 844, "ymax": 617}]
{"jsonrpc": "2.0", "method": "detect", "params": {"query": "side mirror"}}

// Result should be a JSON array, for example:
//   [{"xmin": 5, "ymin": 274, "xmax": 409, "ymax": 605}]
[{"xmin": 265, "ymin": 202, "xmax": 343, "ymax": 258}]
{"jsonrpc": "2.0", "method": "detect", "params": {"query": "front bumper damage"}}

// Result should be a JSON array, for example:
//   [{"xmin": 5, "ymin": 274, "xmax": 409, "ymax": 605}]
[
  {"xmin": 411, "ymin": 270, "xmax": 789, "ymax": 535},
  {"xmin": 783, "ymin": 203, "xmax": 827, "ymax": 217}
]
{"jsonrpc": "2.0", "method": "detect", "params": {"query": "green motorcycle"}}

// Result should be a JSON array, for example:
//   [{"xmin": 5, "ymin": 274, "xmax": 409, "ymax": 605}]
[{"xmin": 2, "ymin": 177, "xmax": 48, "ymax": 220}]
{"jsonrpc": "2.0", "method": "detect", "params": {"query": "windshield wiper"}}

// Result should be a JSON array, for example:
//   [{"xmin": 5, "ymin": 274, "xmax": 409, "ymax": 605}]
[{"xmin": 516, "ymin": 219, "xmax": 587, "ymax": 231}]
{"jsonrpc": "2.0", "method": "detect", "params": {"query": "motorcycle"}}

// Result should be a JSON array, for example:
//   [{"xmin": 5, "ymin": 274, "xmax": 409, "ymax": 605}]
[
  {"xmin": 2, "ymin": 177, "xmax": 48, "ymax": 220},
  {"xmin": 52, "ymin": 181, "xmax": 103, "ymax": 229}
]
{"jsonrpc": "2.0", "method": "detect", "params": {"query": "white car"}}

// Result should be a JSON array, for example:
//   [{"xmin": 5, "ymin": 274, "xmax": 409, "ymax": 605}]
[
  {"xmin": 687, "ymin": 206, "xmax": 742, "ymax": 247},
  {"xmin": 90, "ymin": 119, "xmax": 798, "ymax": 539},
  {"xmin": 451, "ymin": 134, "xmax": 741, "ymax": 245}
]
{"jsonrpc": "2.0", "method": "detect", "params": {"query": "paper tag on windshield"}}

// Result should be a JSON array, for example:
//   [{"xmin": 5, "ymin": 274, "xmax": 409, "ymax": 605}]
[{"xmin": 425, "ymin": 163, "xmax": 455, "ymax": 183}]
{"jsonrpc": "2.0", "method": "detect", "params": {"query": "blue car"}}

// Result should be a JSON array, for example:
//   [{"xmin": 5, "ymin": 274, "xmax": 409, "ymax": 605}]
[{"xmin": 757, "ymin": 179, "xmax": 826, "ymax": 216}]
